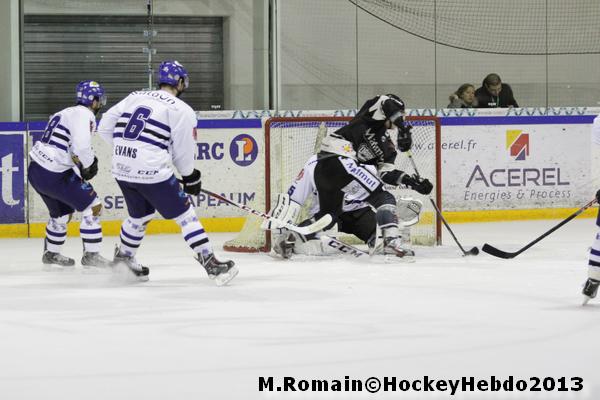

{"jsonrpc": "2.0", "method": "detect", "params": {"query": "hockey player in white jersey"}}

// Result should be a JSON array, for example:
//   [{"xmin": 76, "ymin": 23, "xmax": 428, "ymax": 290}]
[
  {"xmin": 97, "ymin": 60, "xmax": 237, "ymax": 285},
  {"xmin": 582, "ymin": 114, "xmax": 600, "ymax": 304},
  {"xmin": 28, "ymin": 80, "xmax": 112, "ymax": 269},
  {"xmin": 264, "ymin": 154, "xmax": 423, "ymax": 259}
]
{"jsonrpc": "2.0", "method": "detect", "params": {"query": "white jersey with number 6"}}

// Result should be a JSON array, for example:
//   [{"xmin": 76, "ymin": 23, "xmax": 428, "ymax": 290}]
[{"xmin": 97, "ymin": 90, "xmax": 196, "ymax": 184}]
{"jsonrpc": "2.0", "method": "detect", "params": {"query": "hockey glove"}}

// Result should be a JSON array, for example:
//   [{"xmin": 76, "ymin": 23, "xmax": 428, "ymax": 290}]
[
  {"xmin": 182, "ymin": 169, "xmax": 201, "ymax": 195},
  {"xmin": 81, "ymin": 156, "xmax": 99, "ymax": 181},
  {"xmin": 397, "ymin": 124, "xmax": 412, "ymax": 152},
  {"xmin": 401, "ymin": 173, "xmax": 433, "ymax": 195}
]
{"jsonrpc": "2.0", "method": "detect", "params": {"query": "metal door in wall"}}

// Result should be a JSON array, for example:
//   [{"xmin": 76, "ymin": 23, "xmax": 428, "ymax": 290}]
[{"xmin": 23, "ymin": 15, "xmax": 223, "ymax": 121}]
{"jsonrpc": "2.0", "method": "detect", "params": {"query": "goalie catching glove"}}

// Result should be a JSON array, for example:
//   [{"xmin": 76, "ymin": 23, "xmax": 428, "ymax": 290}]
[
  {"xmin": 261, "ymin": 193, "xmax": 301, "ymax": 230},
  {"xmin": 397, "ymin": 197, "xmax": 423, "ymax": 226}
]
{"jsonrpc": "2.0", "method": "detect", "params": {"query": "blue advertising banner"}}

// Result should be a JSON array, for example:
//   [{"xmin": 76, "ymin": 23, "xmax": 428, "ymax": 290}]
[{"xmin": 0, "ymin": 134, "xmax": 25, "ymax": 223}]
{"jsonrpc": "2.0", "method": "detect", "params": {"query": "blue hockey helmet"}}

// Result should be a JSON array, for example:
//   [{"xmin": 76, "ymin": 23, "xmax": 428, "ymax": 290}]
[
  {"xmin": 76, "ymin": 80, "xmax": 106, "ymax": 106},
  {"xmin": 157, "ymin": 60, "xmax": 189, "ymax": 89}
]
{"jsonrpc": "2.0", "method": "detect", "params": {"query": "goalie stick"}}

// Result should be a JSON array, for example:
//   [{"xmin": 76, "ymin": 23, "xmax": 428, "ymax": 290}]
[
  {"xmin": 482, "ymin": 198, "xmax": 597, "ymax": 259},
  {"xmin": 319, "ymin": 235, "xmax": 415, "ymax": 263},
  {"xmin": 320, "ymin": 235, "xmax": 369, "ymax": 259},
  {"xmin": 405, "ymin": 150, "xmax": 479, "ymax": 256},
  {"xmin": 200, "ymin": 188, "xmax": 332, "ymax": 236}
]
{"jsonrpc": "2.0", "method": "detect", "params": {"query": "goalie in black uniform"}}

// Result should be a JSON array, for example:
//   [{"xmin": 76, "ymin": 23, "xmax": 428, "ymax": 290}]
[{"xmin": 263, "ymin": 94, "xmax": 433, "ymax": 258}]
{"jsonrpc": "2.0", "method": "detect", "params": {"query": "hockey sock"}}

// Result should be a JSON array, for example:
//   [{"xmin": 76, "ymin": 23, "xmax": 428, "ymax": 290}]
[
  {"xmin": 45, "ymin": 215, "xmax": 69, "ymax": 253},
  {"xmin": 175, "ymin": 206, "xmax": 212, "ymax": 256},
  {"xmin": 80, "ymin": 208, "xmax": 102, "ymax": 253},
  {"xmin": 119, "ymin": 213, "xmax": 153, "ymax": 256},
  {"xmin": 588, "ymin": 230, "xmax": 600, "ymax": 279}
]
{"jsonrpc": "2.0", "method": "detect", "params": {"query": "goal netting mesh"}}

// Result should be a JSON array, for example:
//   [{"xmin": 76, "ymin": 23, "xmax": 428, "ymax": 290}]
[
  {"xmin": 223, "ymin": 116, "xmax": 441, "ymax": 252},
  {"xmin": 350, "ymin": 0, "xmax": 600, "ymax": 55}
]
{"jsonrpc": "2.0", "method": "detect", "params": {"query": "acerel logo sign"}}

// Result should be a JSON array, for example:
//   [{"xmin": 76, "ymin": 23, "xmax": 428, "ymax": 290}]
[
  {"xmin": 229, "ymin": 134, "xmax": 258, "ymax": 166},
  {"xmin": 465, "ymin": 128, "xmax": 569, "ymax": 188},
  {"xmin": 506, "ymin": 129, "xmax": 529, "ymax": 160}
]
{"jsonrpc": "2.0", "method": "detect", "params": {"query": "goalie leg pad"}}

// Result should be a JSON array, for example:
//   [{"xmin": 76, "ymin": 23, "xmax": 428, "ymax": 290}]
[
  {"xmin": 294, "ymin": 237, "xmax": 332, "ymax": 256},
  {"xmin": 396, "ymin": 197, "xmax": 423, "ymax": 227},
  {"xmin": 272, "ymin": 228, "xmax": 336, "ymax": 257},
  {"xmin": 261, "ymin": 193, "xmax": 301, "ymax": 230}
]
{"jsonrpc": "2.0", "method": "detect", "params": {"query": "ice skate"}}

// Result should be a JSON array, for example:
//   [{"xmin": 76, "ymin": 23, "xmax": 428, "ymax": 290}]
[
  {"xmin": 198, "ymin": 252, "xmax": 238, "ymax": 286},
  {"xmin": 112, "ymin": 247, "xmax": 149, "ymax": 282},
  {"xmin": 271, "ymin": 231, "xmax": 296, "ymax": 259},
  {"xmin": 81, "ymin": 252, "xmax": 113, "ymax": 271},
  {"xmin": 42, "ymin": 251, "xmax": 75, "ymax": 270},
  {"xmin": 582, "ymin": 278, "xmax": 600, "ymax": 305},
  {"xmin": 81, "ymin": 251, "xmax": 113, "ymax": 274},
  {"xmin": 383, "ymin": 237, "xmax": 415, "ymax": 259}
]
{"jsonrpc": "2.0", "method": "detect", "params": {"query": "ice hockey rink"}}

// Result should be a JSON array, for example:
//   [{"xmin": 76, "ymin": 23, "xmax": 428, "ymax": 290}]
[{"xmin": 0, "ymin": 218, "xmax": 598, "ymax": 400}]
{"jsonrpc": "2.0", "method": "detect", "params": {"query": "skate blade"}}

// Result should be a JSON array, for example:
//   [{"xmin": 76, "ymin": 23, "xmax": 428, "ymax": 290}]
[
  {"xmin": 214, "ymin": 266, "xmax": 239, "ymax": 286},
  {"xmin": 42, "ymin": 264, "xmax": 75, "ymax": 272},
  {"xmin": 81, "ymin": 265, "xmax": 113, "ymax": 275},
  {"xmin": 366, "ymin": 254, "xmax": 416, "ymax": 264},
  {"xmin": 582, "ymin": 296, "xmax": 592, "ymax": 306},
  {"xmin": 385, "ymin": 255, "xmax": 416, "ymax": 264},
  {"xmin": 267, "ymin": 249, "xmax": 293, "ymax": 260},
  {"xmin": 111, "ymin": 263, "xmax": 149, "ymax": 283}
]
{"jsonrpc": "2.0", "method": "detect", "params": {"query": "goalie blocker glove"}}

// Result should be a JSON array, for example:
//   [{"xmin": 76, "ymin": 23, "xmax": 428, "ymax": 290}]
[
  {"xmin": 401, "ymin": 173, "xmax": 433, "ymax": 195},
  {"xmin": 182, "ymin": 169, "xmax": 201, "ymax": 195},
  {"xmin": 81, "ymin": 156, "xmax": 99, "ymax": 181}
]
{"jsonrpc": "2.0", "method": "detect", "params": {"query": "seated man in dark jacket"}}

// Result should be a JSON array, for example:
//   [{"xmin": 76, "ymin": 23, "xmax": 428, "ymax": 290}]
[{"xmin": 475, "ymin": 73, "xmax": 519, "ymax": 108}]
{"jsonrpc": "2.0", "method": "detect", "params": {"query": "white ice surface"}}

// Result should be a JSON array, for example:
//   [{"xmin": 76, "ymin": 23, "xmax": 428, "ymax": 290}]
[{"xmin": 0, "ymin": 219, "xmax": 599, "ymax": 400}]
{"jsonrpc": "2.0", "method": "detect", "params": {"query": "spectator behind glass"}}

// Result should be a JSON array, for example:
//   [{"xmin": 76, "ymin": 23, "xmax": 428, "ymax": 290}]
[
  {"xmin": 448, "ymin": 84, "xmax": 478, "ymax": 108},
  {"xmin": 475, "ymin": 73, "xmax": 519, "ymax": 108}
]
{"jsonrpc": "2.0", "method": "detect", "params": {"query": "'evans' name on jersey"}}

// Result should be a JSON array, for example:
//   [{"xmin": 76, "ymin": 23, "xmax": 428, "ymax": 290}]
[{"xmin": 114, "ymin": 145, "xmax": 137, "ymax": 159}]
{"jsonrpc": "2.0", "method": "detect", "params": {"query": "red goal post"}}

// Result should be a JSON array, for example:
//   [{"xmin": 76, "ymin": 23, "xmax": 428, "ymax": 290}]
[{"xmin": 223, "ymin": 116, "xmax": 442, "ymax": 252}]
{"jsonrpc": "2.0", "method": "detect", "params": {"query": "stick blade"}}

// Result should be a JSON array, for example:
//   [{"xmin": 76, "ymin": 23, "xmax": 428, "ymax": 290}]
[
  {"xmin": 481, "ymin": 243, "xmax": 516, "ymax": 259},
  {"xmin": 293, "ymin": 214, "xmax": 332, "ymax": 235},
  {"xmin": 466, "ymin": 246, "xmax": 479, "ymax": 256}
]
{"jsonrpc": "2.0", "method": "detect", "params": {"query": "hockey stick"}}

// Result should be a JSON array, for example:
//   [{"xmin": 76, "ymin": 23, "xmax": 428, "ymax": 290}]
[
  {"xmin": 200, "ymin": 188, "xmax": 332, "ymax": 236},
  {"xmin": 320, "ymin": 235, "xmax": 415, "ymax": 263},
  {"xmin": 406, "ymin": 150, "xmax": 479, "ymax": 256},
  {"xmin": 482, "ymin": 198, "xmax": 597, "ymax": 259},
  {"xmin": 320, "ymin": 235, "xmax": 369, "ymax": 259}
]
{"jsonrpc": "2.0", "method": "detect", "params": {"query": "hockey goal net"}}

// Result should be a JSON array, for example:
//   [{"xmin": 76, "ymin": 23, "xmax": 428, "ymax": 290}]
[{"xmin": 223, "ymin": 116, "xmax": 442, "ymax": 252}]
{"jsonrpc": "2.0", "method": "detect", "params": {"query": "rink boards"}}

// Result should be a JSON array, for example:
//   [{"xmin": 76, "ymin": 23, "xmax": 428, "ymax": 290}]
[{"xmin": 0, "ymin": 114, "xmax": 597, "ymax": 237}]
